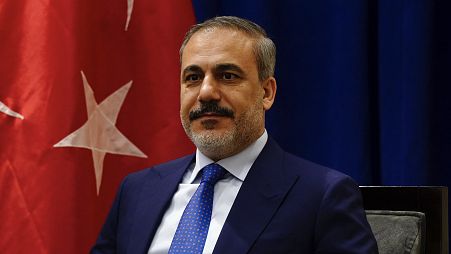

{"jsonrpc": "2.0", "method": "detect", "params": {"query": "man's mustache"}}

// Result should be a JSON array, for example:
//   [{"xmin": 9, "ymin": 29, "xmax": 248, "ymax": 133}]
[{"xmin": 189, "ymin": 101, "xmax": 234, "ymax": 121}]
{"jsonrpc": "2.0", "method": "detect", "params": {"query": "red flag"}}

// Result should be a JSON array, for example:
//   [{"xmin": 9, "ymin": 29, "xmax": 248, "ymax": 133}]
[{"xmin": 0, "ymin": 0, "xmax": 195, "ymax": 253}]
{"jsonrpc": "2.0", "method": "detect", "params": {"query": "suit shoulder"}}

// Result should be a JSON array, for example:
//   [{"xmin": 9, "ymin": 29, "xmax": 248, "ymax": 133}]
[
  {"xmin": 283, "ymin": 152, "xmax": 357, "ymax": 186},
  {"xmin": 123, "ymin": 154, "xmax": 194, "ymax": 185},
  {"xmin": 263, "ymin": 137, "xmax": 356, "ymax": 187}
]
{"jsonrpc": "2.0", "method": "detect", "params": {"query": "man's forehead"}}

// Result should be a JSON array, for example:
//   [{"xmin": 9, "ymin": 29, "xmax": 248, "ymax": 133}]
[{"xmin": 179, "ymin": 27, "xmax": 260, "ymax": 79}]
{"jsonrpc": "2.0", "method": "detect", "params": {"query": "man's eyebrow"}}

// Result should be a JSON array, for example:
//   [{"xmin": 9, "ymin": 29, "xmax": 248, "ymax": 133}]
[
  {"xmin": 182, "ymin": 65, "xmax": 203, "ymax": 76},
  {"xmin": 215, "ymin": 63, "xmax": 245, "ymax": 76}
]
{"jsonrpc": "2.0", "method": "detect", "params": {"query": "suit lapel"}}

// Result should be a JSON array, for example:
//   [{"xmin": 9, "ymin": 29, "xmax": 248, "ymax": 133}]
[
  {"xmin": 213, "ymin": 137, "xmax": 299, "ymax": 254},
  {"xmin": 127, "ymin": 155, "xmax": 194, "ymax": 254}
]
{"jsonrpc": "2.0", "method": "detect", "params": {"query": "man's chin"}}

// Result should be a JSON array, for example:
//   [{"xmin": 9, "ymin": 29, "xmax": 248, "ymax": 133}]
[
  {"xmin": 191, "ymin": 129, "xmax": 229, "ymax": 140},
  {"xmin": 199, "ymin": 119, "xmax": 218, "ymax": 130},
  {"xmin": 189, "ymin": 130, "xmax": 234, "ymax": 149}
]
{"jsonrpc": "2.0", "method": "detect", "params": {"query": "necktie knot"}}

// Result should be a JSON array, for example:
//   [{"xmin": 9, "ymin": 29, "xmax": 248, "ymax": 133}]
[{"xmin": 201, "ymin": 163, "xmax": 226, "ymax": 185}]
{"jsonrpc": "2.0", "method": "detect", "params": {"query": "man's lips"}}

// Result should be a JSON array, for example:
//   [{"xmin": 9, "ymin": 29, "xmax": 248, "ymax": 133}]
[
  {"xmin": 200, "ymin": 112, "xmax": 224, "ymax": 117},
  {"xmin": 194, "ymin": 112, "xmax": 230, "ymax": 120}
]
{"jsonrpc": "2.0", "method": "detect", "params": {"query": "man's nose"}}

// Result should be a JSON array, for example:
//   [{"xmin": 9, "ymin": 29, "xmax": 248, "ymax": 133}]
[{"xmin": 197, "ymin": 75, "xmax": 221, "ymax": 102}]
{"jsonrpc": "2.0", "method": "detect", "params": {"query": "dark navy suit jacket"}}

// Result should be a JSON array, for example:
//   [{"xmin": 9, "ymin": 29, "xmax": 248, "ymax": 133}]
[{"xmin": 91, "ymin": 137, "xmax": 378, "ymax": 253}]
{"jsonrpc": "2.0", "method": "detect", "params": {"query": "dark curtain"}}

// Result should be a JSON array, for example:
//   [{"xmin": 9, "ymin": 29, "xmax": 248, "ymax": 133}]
[{"xmin": 192, "ymin": 0, "xmax": 451, "ymax": 188}]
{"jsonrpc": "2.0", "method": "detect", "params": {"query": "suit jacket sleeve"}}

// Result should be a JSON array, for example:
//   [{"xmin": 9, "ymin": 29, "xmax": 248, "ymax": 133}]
[{"xmin": 314, "ymin": 175, "xmax": 378, "ymax": 253}]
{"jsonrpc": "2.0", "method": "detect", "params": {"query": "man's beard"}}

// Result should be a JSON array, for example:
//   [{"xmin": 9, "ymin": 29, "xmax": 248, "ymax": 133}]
[{"xmin": 181, "ymin": 100, "xmax": 263, "ymax": 160}]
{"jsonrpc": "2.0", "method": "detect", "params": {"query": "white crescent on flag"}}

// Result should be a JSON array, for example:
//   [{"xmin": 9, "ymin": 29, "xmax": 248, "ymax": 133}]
[
  {"xmin": 0, "ymin": 101, "xmax": 24, "ymax": 120},
  {"xmin": 125, "ymin": 0, "xmax": 134, "ymax": 31},
  {"xmin": 54, "ymin": 71, "xmax": 147, "ymax": 195}
]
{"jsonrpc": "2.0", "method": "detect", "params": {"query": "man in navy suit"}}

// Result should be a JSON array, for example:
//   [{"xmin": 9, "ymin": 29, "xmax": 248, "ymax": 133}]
[{"xmin": 91, "ymin": 16, "xmax": 378, "ymax": 253}]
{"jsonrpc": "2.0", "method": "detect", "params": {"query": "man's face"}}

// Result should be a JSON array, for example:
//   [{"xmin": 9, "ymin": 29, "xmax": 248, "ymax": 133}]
[{"xmin": 180, "ymin": 28, "xmax": 276, "ymax": 161}]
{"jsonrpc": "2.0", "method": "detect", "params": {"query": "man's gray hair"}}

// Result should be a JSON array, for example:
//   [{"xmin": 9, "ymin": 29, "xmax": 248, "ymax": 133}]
[{"xmin": 179, "ymin": 16, "xmax": 276, "ymax": 81}]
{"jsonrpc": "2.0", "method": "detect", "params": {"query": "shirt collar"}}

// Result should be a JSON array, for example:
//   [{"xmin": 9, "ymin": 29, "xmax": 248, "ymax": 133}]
[{"xmin": 188, "ymin": 130, "xmax": 268, "ymax": 183}]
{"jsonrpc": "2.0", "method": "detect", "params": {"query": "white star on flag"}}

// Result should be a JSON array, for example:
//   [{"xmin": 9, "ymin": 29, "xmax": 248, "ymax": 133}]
[
  {"xmin": 0, "ymin": 101, "xmax": 24, "ymax": 120},
  {"xmin": 54, "ymin": 71, "xmax": 147, "ymax": 195}
]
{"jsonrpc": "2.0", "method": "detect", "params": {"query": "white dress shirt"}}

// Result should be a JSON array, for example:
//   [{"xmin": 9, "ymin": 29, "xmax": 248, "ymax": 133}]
[{"xmin": 148, "ymin": 130, "xmax": 268, "ymax": 254}]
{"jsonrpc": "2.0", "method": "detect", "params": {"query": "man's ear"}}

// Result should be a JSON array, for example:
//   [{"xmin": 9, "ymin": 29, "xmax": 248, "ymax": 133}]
[{"xmin": 262, "ymin": 77, "xmax": 277, "ymax": 110}]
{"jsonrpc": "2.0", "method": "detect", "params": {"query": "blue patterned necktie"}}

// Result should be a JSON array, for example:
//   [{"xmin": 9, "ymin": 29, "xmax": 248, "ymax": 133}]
[{"xmin": 168, "ymin": 163, "xmax": 226, "ymax": 254}]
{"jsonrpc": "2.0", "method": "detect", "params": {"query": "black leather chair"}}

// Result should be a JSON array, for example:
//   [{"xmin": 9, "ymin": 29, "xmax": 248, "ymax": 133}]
[
  {"xmin": 360, "ymin": 186, "xmax": 448, "ymax": 254},
  {"xmin": 366, "ymin": 210, "xmax": 425, "ymax": 253}
]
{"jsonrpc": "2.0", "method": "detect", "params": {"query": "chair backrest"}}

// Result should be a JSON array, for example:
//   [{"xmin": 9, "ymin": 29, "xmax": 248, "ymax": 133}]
[
  {"xmin": 366, "ymin": 210, "xmax": 425, "ymax": 254},
  {"xmin": 360, "ymin": 186, "xmax": 448, "ymax": 254}
]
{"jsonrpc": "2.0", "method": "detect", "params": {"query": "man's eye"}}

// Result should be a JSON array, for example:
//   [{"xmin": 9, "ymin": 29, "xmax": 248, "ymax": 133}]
[
  {"xmin": 222, "ymin": 73, "xmax": 237, "ymax": 80},
  {"xmin": 185, "ymin": 74, "xmax": 200, "ymax": 82}
]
